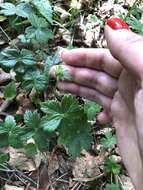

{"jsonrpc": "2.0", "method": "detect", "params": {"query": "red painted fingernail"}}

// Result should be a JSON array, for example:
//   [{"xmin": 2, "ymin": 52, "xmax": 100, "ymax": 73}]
[{"xmin": 106, "ymin": 17, "xmax": 129, "ymax": 30}]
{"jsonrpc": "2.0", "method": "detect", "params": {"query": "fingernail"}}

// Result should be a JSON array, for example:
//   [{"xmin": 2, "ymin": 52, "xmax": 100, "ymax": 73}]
[
  {"xmin": 96, "ymin": 112, "xmax": 101, "ymax": 124},
  {"xmin": 59, "ymin": 49, "xmax": 68, "ymax": 60},
  {"xmin": 106, "ymin": 17, "xmax": 129, "ymax": 30},
  {"xmin": 57, "ymin": 82, "xmax": 64, "ymax": 90}
]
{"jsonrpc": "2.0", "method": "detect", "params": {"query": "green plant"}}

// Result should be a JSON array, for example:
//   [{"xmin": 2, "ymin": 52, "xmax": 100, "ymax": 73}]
[
  {"xmin": 100, "ymin": 131, "xmax": 117, "ymax": 149},
  {"xmin": 104, "ymin": 183, "xmax": 120, "ymax": 190},
  {"xmin": 104, "ymin": 156, "xmax": 121, "ymax": 176},
  {"xmin": 0, "ymin": 0, "xmax": 53, "ymax": 45},
  {"xmin": 0, "ymin": 0, "xmax": 104, "ymax": 159},
  {"xmin": 4, "ymin": 81, "xmax": 17, "ymax": 100},
  {"xmin": 120, "ymin": 1, "xmax": 143, "ymax": 35},
  {"xmin": 0, "ymin": 95, "xmax": 92, "ymax": 158},
  {"xmin": 84, "ymin": 100, "xmax": 101, "ymax": 120}
]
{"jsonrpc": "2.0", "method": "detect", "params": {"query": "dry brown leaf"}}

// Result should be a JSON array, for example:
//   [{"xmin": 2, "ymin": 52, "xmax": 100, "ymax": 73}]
[
  {"xmin": 8, "ymin": 147, "xmax": 37, "ymax": 171},
  {"xmin": 0, "ymin": 69, "xmax": 11, "ymax": 84},
  {"xmin": 4, "ymin": 184, "xmax": 24, "ymax": 190},
  {"xmin": 72, "ymin": 151, "xmax": 101, "ymax": 180},
  {"xmin": 120, "ymin": 175, "xmax": 135, "ymax": 190}
]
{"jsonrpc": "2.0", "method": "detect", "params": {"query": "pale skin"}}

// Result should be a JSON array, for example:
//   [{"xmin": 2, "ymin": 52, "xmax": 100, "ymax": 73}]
[{"xmin": 51, "ymin": 26, "xmax": 143, "ymax": 189}]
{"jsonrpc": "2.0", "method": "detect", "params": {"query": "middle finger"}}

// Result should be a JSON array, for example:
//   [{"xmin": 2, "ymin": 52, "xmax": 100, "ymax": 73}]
[{"xmin": 61, "ymin": 65, "xmax": 118, "ymax": 98}]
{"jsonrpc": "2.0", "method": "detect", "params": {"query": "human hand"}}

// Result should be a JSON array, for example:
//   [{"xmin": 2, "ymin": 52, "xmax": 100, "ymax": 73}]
[
  {"xmin": 105, "ymin": 26, "xmax": 143, "ymax": 189},
  {"xmin": 51, "ymin": 22, "xmax": 143, "ymax": 189},
  {"xmin": 55, "ymin": 48, "xmax": 122, "ymax": 123}
]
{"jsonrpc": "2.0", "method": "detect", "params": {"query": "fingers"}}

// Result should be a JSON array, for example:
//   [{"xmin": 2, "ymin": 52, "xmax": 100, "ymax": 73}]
[
  {"xmin": 111, "ymin": 91, "xmax": 143, "ymax": 189},
  {"xmin": 61, "ymin": 48, "xmax": 122, "ymax": 78},
  {"xmin": 55, "ymin": 65, "xmax": 117, "ymax": 97},
  {"xmin": 57, "ymin": 81, "xmax": 112, "ymax": 111},
  {"xmin": 96, "ymin": 110, "xmax": 112, "ymax": 124},
  {"xmin": 105, "ymin": 26, "xmax": 143, "ymax": 80}
]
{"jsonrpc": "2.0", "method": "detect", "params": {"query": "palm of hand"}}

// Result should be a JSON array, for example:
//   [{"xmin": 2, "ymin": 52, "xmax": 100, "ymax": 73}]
[
  {"xmin": 112, "ymin": 69, "xmax": 143, "ymax": 189},
  {"xmin": 54, "ymin": 47, "xmax": 143, "ymax": 189}
]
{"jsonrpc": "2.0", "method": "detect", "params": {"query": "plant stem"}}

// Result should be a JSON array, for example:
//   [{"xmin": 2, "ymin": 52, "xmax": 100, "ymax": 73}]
[{"xmin": 0, "ymin": 26, "xmax": 19, "ymax": 50}]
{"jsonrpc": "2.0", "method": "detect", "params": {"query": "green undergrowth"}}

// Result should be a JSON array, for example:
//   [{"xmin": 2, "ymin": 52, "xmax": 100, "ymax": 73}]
[{"xmin": 0, "ymin": 0, "xmax": 142, "ymax": 189}]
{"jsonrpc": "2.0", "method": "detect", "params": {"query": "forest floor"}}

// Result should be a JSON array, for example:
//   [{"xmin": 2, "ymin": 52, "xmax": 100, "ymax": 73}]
[{"xmin": 0, "ymin": 0, "xmax": 142, "ymax": 189}]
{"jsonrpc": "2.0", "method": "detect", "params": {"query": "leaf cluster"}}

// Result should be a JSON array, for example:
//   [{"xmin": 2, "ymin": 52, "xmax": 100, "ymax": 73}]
[
  {"xmin": 121, "ymin": 2, "xmax": 143, "ymax": 35},
  {"xmin": 0, "ymin": 95, "xmax": 92, "ymax": 158},
  {"xmin": 100, "ymin": 131, "xmax": 117, "ymax": 149},
  {"xmin": 0, "ymin": 0, "xmax": 53, "ymax": 45},
  {"xmin": 104, "ymin": 156, "xmax": 121, "ymax": 175},
  {"xmin": 40, "ymin": 94, "xmax": 92, "ymax": 158}
]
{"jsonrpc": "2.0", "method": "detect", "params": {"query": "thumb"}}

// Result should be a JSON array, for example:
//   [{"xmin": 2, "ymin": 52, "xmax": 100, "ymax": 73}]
[{"xmin": 105, "ymin": 25, "xmax": 143, "ymax": 79}]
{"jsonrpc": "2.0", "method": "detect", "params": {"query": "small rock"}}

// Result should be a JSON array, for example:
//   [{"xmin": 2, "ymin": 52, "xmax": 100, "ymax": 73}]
[{"xmin": 120, "ymin": 175, "xmax": 135, "ymax": 190}]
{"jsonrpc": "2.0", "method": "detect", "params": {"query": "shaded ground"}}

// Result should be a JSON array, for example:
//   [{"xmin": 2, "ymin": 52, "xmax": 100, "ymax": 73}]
[{"xmin": 0, "ymin": 0, "xmax": 142, "ymax": 189}]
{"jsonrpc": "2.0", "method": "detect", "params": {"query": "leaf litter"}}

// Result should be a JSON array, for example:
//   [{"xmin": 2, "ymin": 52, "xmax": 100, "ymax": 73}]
[{"xmin": 0, "ymin": 0, "xmax": 140, "ymax": 189}]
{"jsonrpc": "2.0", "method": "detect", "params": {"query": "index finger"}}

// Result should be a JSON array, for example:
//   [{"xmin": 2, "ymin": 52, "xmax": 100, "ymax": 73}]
[{"xmin": 61, "ymin": 48, "xmax": 122, "ymax": 78}]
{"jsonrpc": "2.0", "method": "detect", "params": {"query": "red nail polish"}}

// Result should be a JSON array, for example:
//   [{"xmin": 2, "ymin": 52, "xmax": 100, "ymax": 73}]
[{"xmin": 106, "ymin": 17, "xmax": 129, "ymax": 30}]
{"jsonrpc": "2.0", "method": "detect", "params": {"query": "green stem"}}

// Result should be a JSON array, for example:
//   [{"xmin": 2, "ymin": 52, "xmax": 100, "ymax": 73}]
[
  {"xmin": 15, "ymin": 20, "xmax": 30, "ymax": 26},
  {"xmin": 0, "ymin": 26, "xmax": 19, "ymax": 50}
]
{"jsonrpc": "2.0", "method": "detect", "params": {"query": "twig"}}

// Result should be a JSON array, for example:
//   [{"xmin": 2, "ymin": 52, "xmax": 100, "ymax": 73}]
[
  {"xmin": 0, "ymin": 100, "xmax": 12, "ymax": 113},
  {"xmin": 72, "ymin": 173, "xmax": 104, "ymax": 182},
  {"xmin": 1, "ymin": 164, "xmax": 38, "ymax": 187},
  {"xmin": 0, "ymin": 26, "xmax": 19, "ymax": 50},
  {"xmin": 14, "ymin": 169, "xmax": 38, "ymax": 187},
  {"xmin": 71, "ymin": 182, "xmax": 81, "ymax": 190}
]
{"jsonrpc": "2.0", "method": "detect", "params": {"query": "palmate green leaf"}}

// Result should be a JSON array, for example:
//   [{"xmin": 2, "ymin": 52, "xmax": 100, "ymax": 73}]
[
  {"xmin": 5, "ymin": 116, "xmax": 16, "ymax": 129},
  {"xmin": 31, "ymin": 0, "xmax": 53, "ymax": 24},
  {"xmin": 25, "ymin": 143, "xmax": 37, "ymax": 158},
  {"xmin": 104, "ymin": 183, "xmax": 120, "ymax": 190},
  {"xmin": 25, "ymin": 26, "xmax": 53, "ymax": 44},
  {"xmin": 0, "ymin": 2, "xmax": 31, "ymax": 18},
  {"xmin": 28, "ymin": 13, "xmax": 49, "ymax": 28},
  {"xmin": 61, "ymin": 94, "xmax": 80, "ymax": 115},
  {"xmin": 45, "ymin": 51, "xmax": 62, "ymax": 73},
  {"xmin": 20, "ymin": 127, "xmax": 34, "ymax": 141},
  {"xmin": 20, "ymin": 49, "xmax": 37, "ymax": 65},
  {"xmin": 15, "ymin": 3, "xmax": 32, "ymax": 18},
  {"xmin": 41, "ymin": 100, "xmax": 61, "ymax": 114},
  {"xmin": 84, "ymin": 100, "xmax": 101, "ymax": 120},
  {"xmin": 104, "ymin": 156, "xmax": 121, "ymax": 175},
  {"xmin": 0, "ymin": 49, "xmax": 18, "ymax": 67},
  {"xmin": 58, "ymin": 115, "xmax": 92, "ymax": 158},
  {"xmin": 22, "ymin": 69, "xmax": 47, "ymax": 92},
  {"xmin": 4, "ymin": 82, "xmax": 16, "ymax": 100},
  {"xmin": 34, "ymin": 129, "xmax": 50, "ymax": 151},
  {"xmin": 129, "ymin": 3, "xmax": 142, "ymax": 20},
  {"xmin": 41, "ymin": 94, "xmax": 92, "ymax": 157},
  {"xmin": 41, "ymin": 94, "xmax": 80, "ymax": 116},
  {"xmin": 24, "ymin": 111, "xmax": 41, "ymax": 128},
  {"xmin": 0, "ymin": 134, "xmax": 9, "ymax": 148},
  {"xmin": 0, "ymin": 152, "xmax": 9, "ymax": 164},
  {"xmin": 0, "ymin": 48, "xmax": 36, "ymax": 68},
  {"xmin": 8, "ymin": 133, "xmax": 23, "ymax": 148},
  {"xmin": 3, "ymin": 116, "xmax": 24, "ymax": 148},
  {"xmin": 100, "ymin": 131, "xmax": 117, "ymax": 149},
  {"xmin": 126, "ymin": 17, "xmax": 143, "ymax": 34},
  {"xmin": 40, "ymin": 114, "xmax": 62, "ymax": 132},
  {"xmin": 26, "ymin": 13, "xmax": 53, "ymax": 44},
  {"xmin": 55, "ymin": 65, "xmax": 72, "ymax": 82},
  {"xmin": 0, "ymin": 3, "xmax": 16, "ymax": 16},
  {"xmin": 0, "ymin": 126, "xmax": 8, "ymax": 134},
  {"xmin": 47, "ymin": 51, "xmax": 61, "ymax": 66}
]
